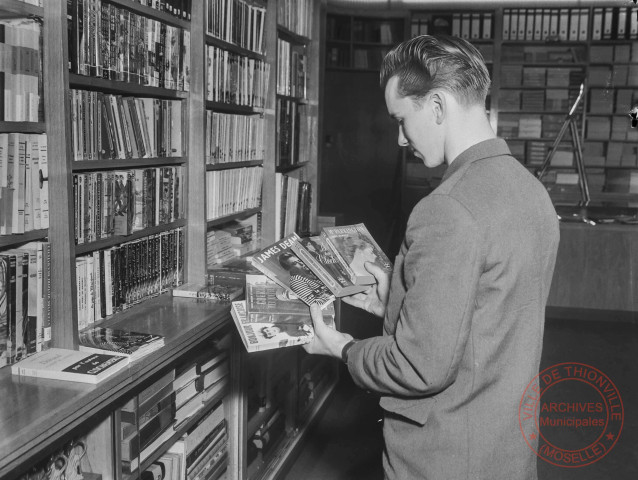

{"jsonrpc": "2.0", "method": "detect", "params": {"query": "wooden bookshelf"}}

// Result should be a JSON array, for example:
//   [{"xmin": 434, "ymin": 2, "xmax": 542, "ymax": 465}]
[{"xmin": 2, "ymin": 1, "xmax": 330, "ymax": 479}]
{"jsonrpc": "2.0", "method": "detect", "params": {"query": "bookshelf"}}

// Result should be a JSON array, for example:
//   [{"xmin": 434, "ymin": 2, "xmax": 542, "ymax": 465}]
[{"xmin": 1, "ymin": 1, "xmax": 333, "ymax": 480}]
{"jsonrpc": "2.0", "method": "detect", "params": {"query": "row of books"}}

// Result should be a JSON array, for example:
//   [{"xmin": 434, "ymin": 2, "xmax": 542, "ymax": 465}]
[
  {"xmin": 277, "ymin": 0, "xmax": 313, "ymax": 38},
  {"xmin": 500, "ymin": 65, "xmax": 584, "ymax": 88},
  {"xmin": 206, "ymin": 111, "xmax": 265, "ymax": 165},
  {"xmin": 120, "ymin": 341, "xmax": 230, "ymax": 475},
  {"xmin": 206, "ymin": 166, "xmax": 262, "ymax": 221},
  {"xmin": 0, "ymin": 241, "xmax": 51, "ymax": 368},
  {"xmin": 276, "ymin": 38, "xmax": 307, "ymax": 99},
  {"xmin": 68, "ymin": 0, "xmax": 191, "ymax": 90},
  {"xmin": 206, "ymin": 0, "xmax": 267, "ymax": 55},
  {"xmin": 206, "ymin": 45, "xmax": 270, "ymax": 108},
  {"xmin": 73, "ymin": 167, "xmax": 183, "ymax": 244},
  {"xmin": 589, "ymin": 64, "xmax": 638, "ymax": 88},
  {"xmin": 498, "ymin": 114, "xmax": 583, "ymax": 140},
  {"xmin": 75, "ymin": 227, "xmax": 184, "ymax": 328},
  {"xmin": 503, "ymin": 8, "xmax": 589, "ymax": 42},
  {"xmin": 275, "ymin": 173, "xmax": 311, "ymax": 240},
  {"xmin": 0, "ymin": 133, "xmax": 49, "ymax": 235},
  {"xmin": 585, "ymin": 142, "xmax": 638, "ymax": 168},
  {"xmin": 0, "ymin": 19, "xmax": 42, "ymax": 122},
  {"xmin": 501, "ymin": 44, "xmax": 586, "ymax": 64},
  {"xmin": 70, "ymin": 90, "xmax": 184, "ymax": 161},
  {"xmin": 499, "ymin": 89, "xmax": 581, "ymax": 113},
  {"xmin": 133, "ymin": 0, "xmax": 193, "ymax": 20},
  {"xmin": 590, "ymin": 44, "xmax": 638, "ymax": 64},
  {"xmin": 585, "ymin": 117, "xmax": 635, "ymax": 142},
  {"xmin": 206, "ymin": 218, "xmax": 259, "ymax": 267},
  {"xmin": 276, "ymin": 98, "xmax": 300, "ymax": 168}
]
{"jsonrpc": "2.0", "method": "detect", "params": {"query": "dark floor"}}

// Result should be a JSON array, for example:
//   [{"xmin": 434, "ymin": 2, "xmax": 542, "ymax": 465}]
[{"xmin": 283, "ymin": 307, "xmax": 638, "ymax": 480}]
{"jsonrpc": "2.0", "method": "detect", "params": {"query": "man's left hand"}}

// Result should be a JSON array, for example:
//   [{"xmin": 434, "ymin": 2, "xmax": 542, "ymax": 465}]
[{"xmin": 303, "ymin": 304, "xmax": 353, "ymax": 359}]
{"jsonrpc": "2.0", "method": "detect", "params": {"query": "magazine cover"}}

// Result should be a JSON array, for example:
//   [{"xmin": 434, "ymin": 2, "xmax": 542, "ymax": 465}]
[
  {"xmin": 79, "ymin": 326, "xmax": 164, "ymax": 360},
  {"xmin": 321, "ymin": 223, "xmax": 393, "ymax": 285},
  {"xmin": 172, "ymin": 283, "xmax": 243, "ymax": 302},
  {"xmin": 250, "ymin": 233, "xmax": 335, "ymax": 309},
  {"xmin": 290, "ymin": 235, "xmax": 368, "ymax": 297}
]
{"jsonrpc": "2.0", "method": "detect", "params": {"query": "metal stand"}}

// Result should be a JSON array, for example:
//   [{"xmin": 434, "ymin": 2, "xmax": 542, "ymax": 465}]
[{"xmin": 536, "ymin": 83, "xmax": 590, "ymax": 207}]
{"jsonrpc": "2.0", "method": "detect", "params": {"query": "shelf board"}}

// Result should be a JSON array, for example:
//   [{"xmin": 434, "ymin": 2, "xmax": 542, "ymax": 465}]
[
  {"xmin": 206, "ymin": 101, "xmax": 264, "ymax": 115},
  {"xmin": 69, "ymin": 74, "xmax": 188, "ymax": 99},
  {"xmin": 73, "ymin": 157, "xmax": 186, "ymax": 171},
  {"xmin": 74, "ymin": 219, "xmax": 187, "ymax": 255},
  {"xmin": 0, "ymin": 121, "xmax": 45, "ymax": 133},
  {"xmin": 276, "ymin": 161, "xmax": 310, "ymax": 173},
  {"xmin": 0, "ymin": 229, "xmax": 48, "ymax": 249},
  {"xmin": 276, "ymin": 94, "xmax": 308, "ymax": 104},
  {"xmin": 207, "ymin": 208, "xmax": 262, "ymax": 228},
  {"xmin": 277, "ymin": 25, "xmax": 310, "ymax": 45},
  {"xmin": 206, "ymin": 160, "xmax": 264, "ymax": 171},
  {"xmin": 0, "ymin": 0, "xmax": 43, "ymax": 19},
  {"xmin": 107, "ymin": 0, "xmax": 189, "ymax": 29},
  {"xmin": 205, "ymin": 34, "xmax": 267, "ymax": 61},
  {"xmin": 0, "ymin": 295, "xmax": 232, "ymax": 479}
]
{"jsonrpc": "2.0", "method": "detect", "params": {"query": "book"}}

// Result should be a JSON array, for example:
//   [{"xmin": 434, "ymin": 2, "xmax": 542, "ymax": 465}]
[
  {"xmin": 11, "ymin": 347, "xmax": 129, "ymax": 384},
  {"xmin": 290, "ymin": 235, "xmax": 368, "ymax": 297},
  {"xmin": 171, "ymin": 283, "xmax": 242, "ymax": 302},
  {"xmin": 250, "ymin": 232, "xmax": 335, "ymax": 309},
  {"xmin": 78, "ymin": 326, "xmax": 164, "ymax": 361},
  {"xmin": 321, "ymin": 223, "xmax": 393, "ymax": 285}
]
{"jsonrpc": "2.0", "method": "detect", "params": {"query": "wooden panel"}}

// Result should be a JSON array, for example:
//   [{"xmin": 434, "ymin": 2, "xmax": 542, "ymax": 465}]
[
  {"xmin": 187, "ymin": 0, "xmax": 207, "ymax": 283},
  {"xmin": 44, "ymin": 0, "xmax": 78, "ymax": 349},
  {"xmin": 548, "ymin": 223, "xmax": 638, "ymax": 312}
]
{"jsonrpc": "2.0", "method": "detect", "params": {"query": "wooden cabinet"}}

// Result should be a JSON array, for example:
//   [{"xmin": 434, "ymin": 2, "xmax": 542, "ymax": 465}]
[{"xmin": 1, "ymin": 0, "xmax": 334, "ymax": 479}]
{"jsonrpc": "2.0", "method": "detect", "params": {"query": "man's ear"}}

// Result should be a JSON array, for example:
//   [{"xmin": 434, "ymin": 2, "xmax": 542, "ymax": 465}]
[{"xmin": 429, "ymin": 90, "xmax": 445, "ymax": 125}]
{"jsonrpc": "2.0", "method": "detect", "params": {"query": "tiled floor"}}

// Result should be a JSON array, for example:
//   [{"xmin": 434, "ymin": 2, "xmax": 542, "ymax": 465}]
[{"xmin": 283, "ymin": 311, "xmax": 638, "ymax": 480}]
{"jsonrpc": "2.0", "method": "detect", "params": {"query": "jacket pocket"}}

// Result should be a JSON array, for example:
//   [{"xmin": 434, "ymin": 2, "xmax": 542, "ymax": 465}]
[{"xmin": 380, "ymin": 395, "xmax": 435, "ymax": 426}]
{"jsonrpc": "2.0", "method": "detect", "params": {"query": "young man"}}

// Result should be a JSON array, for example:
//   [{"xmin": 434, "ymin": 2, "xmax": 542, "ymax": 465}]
[{"xmin": 304, "ymin": 35, "xmax": 560, "ymax": 479}]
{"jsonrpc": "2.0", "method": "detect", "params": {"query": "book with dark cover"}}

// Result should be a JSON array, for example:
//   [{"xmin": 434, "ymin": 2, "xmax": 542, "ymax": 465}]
[
  {"xmin": 172, "ymin": 283, "xmax": 242, "ymax": 302},
  {"xmin": 321, "ymin": 223, "xmax": 393, "ymax": 285},
  {"xmin": 290, "ymin": 235, "xmax": 367, "ymax": 297},
  {"xmin": 11, "ymin": 347, "xmax": 128, "ymax": 384},
  {"xmin": 250, "ymin": 233, "xmax": 335, "ymax": 309},
  {"xmin": 78, "ymin": 326, "xmax": 164, "ymax": 360}
]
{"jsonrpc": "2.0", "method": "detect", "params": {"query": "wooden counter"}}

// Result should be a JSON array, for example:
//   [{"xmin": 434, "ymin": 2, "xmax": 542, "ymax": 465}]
[{"xmin": 548, "ymin": 222, "xmax": 638, "ymax": 313}]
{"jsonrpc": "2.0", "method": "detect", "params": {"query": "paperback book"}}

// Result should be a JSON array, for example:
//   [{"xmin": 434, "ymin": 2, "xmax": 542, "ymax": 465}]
[
  {"xmin": 172, "ymin": 283, "xmax": 243, "ymax": 302},
  {"xmin": 11, "ymin": 347, "xmax": 129, "ymax": 384},
  {"xmin": 321, "ymin": 223, "xmax": 393, "ymax": 285},
  {"xmin": 78, "ymin": 326, "xmax": 164, "ymax": 361},
  {"xmin": 230, "ymin": 275, "xmax": 335, "ymax": 353},
  {"xmin": 250, "ymin": 232, "xmax": 335, "ymax": 309},
  {"xmin": 290, "ymin": 235, "xmax": 368, "ymax": 297}
]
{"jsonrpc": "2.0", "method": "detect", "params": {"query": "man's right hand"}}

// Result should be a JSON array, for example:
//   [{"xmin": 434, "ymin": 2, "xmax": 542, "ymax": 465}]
[{"xmin": 342, "ymin": 261, "xmax": 390, "ymax": 318}]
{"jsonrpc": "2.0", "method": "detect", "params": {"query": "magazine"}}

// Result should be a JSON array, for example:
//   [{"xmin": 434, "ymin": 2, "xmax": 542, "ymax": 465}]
[
  {"xmin": 250, "ymin": 233, "xmax": 335, "ymax": 309},
  {"xmin": 230, "ymin": 275, "xmax": 335, "ymax": 353},
  {"xmin": 290, "ymin": 235, "xmax": 368, "ymax": 297},
  {"xmin": 78, "ymin": 326, "xmax": 164, "ymax": 361},
  {"xmin": 321, "ymin": 223, "xmax": 393, "ymax": 285},
  {"xmin": 171, "ymin": 283, "xmax": 243, "ymax": 302}
]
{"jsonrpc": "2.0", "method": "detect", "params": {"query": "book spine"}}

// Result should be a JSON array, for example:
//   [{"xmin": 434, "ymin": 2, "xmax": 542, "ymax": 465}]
[{"xmin": 289, "ymin": 241, "xmax": 341, "ymax": 296}]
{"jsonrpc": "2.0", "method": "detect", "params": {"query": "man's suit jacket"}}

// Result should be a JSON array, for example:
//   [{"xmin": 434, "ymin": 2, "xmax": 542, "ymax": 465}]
[{"xmin": 347, "ymin": 138, "xmax": 560, "ymax": 479}]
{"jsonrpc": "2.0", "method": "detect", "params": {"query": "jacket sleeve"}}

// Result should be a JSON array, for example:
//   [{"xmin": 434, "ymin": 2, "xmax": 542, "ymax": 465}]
[{"xmin": 347, "ymin": 194, "xmax": 482, "ymax": 397}]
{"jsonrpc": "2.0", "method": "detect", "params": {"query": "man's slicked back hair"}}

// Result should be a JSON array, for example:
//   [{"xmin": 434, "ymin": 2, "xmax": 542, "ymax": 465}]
[{"xmin": 380, "ymin": 35, "xmax": 491, "ymax": 107}]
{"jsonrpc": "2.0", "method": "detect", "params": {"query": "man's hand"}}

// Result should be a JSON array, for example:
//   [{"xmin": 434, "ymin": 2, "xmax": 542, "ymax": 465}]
[
  {"xmin": 303, "ymin": 305, "xmax": 353, "ymax": 359},
  {"xmin": 342, "ymin": 261, "xmax": 390, "ymax": 318}
]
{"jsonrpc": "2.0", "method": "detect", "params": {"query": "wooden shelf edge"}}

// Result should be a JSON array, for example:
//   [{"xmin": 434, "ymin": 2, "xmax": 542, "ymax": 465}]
[
  {"xmin": 275, "ymin": 162, "xmax": 310, "ymax": 173},
  {"xmin": 206, "ymin": 160, "xmax": 264, "ymax": 171},
  {"xmin": 205, "ymin": 34, "xmax": 266, "ymax": 60},
  {"xmin": 69, "ymin": 74, "xmax": 188, "ymax": 99},
  {"xmin": 74, "ymin": 219, "xmax": 187, "ymax": 255},
  {"xmin": 0, "ymin": 121, "xmax": 45, "ymax": 133},
  {"xmin": 107, "ymin": 0, "xmax": 189, "ymax": 29},
  {"xmin": 206, "ymin": 101, "xmax": 264, "ymax": 115},
  {"xmin": 0, "ymin": 1, "xmax": 43, "ymax": 19},
  {"xmin": 207, "ymin": 208, "xmax": 262, "ymax": 228},
  {"xmin": 73, "ymin": 157, "xmax": 186, "ymax": 171},
  {"xmin": 277, "ymin": 25, "xmax": 311, "ymax": 45},
  {"xmin": 0, "ymin": 229, "xmax": 48, "ymax": 248}
]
